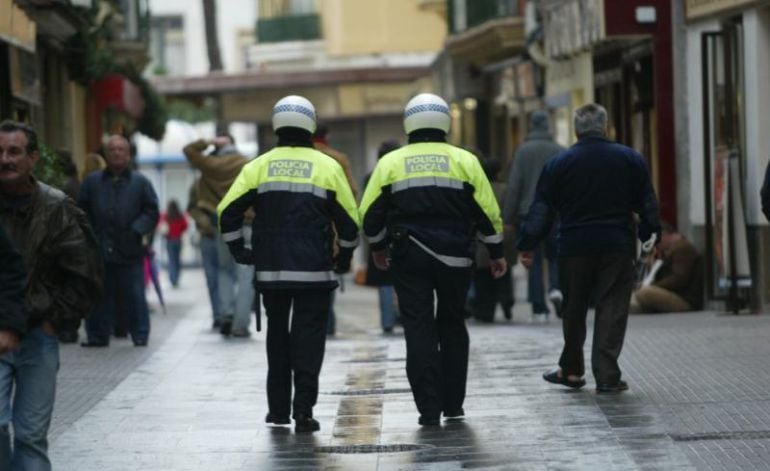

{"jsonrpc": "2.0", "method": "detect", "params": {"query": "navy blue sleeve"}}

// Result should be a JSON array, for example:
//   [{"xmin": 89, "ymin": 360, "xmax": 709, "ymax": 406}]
[
  {"xmin": 762, "ymin": 161, "xmax": 770, "ymax": 222},
  {"xmin": 131, "ymin": 178, "xmax": 160, "ymax": 236},
  {"xmin": 631, "ymin": 153, "xmax": 661, "ymax": 242},
  {"xmin": 515, "ymin": 159, "xmax": 557, "ymax": 251}
]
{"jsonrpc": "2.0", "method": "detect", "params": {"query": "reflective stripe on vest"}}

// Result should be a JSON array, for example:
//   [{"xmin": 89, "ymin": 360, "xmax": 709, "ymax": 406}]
[
  {"xmin": 258, "ymin": 181, "xmax": 328, "ymax": 199},
  {"xmin": 256, "ymin": 270, "xmax": 336, "ymax": 283},
  {"xmin": 409, "ymin": 235, "xmax": 472, "ymax": 268},
  {"xmin": 477, "ymin": 232, "xmax": 503, "ymax": 244},
  {"xmin": 367, "ymin": 228, "xmax": 387, "ymax": 244},
  {"xmin": 391, "ymin": 176, "xmax": 464, "ymax": 193},
  {"xmin": 338, "ymin": 235, "xmax": 359, "ymax": 248}
]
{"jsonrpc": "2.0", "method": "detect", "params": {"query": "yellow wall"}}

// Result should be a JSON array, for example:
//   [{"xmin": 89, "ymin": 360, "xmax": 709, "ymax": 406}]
[{"xmin": 321, "ymin": 0, "xmax": 446, "ymax": 56}]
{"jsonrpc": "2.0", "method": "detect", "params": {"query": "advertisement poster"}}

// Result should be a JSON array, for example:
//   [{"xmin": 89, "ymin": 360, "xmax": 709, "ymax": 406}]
[{"xmin": 713, "ymin": 147, "xmax": 752, "ymax": 290}]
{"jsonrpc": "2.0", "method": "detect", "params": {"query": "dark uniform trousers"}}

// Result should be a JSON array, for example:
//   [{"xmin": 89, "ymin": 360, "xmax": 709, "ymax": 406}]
[
  {"xmin": 262, "ymin": 288, "xmax": 332, "ymax": 418},
  {"xmin": 391, "ymin": 240, "xmax": 473, "ymax": 419},
  {"xmin": 558, "ymin": 254, "xmax": 635, "ymax": 384}
]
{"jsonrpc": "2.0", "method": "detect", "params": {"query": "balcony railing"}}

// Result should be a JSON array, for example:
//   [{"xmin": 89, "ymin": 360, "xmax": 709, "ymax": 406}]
[
  {"xmin": 256, "ymin": 14, "xmax": 321, "ymax": 43},
  {"xmin": 450, "ymin": 0, "xmax": 520, "ymax": 33}
]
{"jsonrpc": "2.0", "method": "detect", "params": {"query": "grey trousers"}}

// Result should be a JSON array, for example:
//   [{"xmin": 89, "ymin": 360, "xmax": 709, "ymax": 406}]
[{"xmin": 558, "ymin": 254, "xmax": 635, "ymax": 384}]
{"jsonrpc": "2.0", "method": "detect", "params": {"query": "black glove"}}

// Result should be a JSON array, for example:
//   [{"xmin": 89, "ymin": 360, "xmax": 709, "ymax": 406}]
[
  {"xmin": 233, "ymin": 248, "xmax": 255, "ymax": 265},
  {"xmin": 334, "ymin": 256, "xmax": 351, "ymax": 274}
]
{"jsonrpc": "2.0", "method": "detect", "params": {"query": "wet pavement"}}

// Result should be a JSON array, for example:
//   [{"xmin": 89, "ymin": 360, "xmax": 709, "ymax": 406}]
[{"xmin": 49, "ymin": 267, "xmax": 770, "ymax": 470}]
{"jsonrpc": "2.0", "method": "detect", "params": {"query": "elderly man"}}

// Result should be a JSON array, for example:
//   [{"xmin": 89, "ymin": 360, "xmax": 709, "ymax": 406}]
[
  {"xmin": 0, "ymin": 120, "xmax": 102, "ymax": 469},
  {"xmin": 79, "ymin": 135, "xmax": 159, "ymax": 347},
  {"xmin": 517, "ymin": 104, "xmax": 661, "ymax": 393}
]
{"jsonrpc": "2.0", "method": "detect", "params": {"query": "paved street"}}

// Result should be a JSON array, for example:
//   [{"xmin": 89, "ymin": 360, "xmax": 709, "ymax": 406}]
[{"xmin": 49, "ymin": 267, "xmax": 770, "ymax": 470}]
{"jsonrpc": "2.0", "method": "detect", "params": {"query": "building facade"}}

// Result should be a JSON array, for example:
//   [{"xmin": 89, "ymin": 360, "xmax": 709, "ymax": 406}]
[{"xmin": 152, "ymin": 0, "xmax": 447, "ymax": 185}]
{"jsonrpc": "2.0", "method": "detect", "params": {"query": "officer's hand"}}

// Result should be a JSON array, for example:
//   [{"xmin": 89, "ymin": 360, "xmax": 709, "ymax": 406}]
[
  {"xmin": 490, "ymin": 258, "xmax": 507, "ymax": 279},
  {"xmin": 0, "ymin": 330, "xmax": 20, "ymax": 355},
  {"xmin": 334, "ymin": 258, "xmax": 351, "ymax": 274},
  {"xmin": 372, "ymin": 250, "xmax": 390, "ymax": 270},
  {"xmin": 233, "ymin": 248, "xmax": 255, "ymax": 265},
  {"xmin": 519, "ymin": 251, "xmax": 534, "ymax": 269}
]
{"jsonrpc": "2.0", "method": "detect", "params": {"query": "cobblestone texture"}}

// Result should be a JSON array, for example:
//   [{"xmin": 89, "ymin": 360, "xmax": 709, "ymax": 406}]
[{"xmin": 46, "ymin": 266, "xmax": 770, "ymax": 469}]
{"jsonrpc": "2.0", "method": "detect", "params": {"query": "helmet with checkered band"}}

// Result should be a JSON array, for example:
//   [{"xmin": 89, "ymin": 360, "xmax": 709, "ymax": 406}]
[
  {"xmin": 403, "ymin": 93, "xmax": 451, "ymax": 134},
  {"xmin": 272, "ymin": 95, "xmax": 317, "ymax": 134}
]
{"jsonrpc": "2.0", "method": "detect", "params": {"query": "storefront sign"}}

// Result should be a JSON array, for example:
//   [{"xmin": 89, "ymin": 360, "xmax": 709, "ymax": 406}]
[
  {"xmin": 685, "ymin": 0, "xmax": 759, "ymax": 20},
  {"xmin": 543, "ymin": 0, "xmax": 604, "ymax": 58}
]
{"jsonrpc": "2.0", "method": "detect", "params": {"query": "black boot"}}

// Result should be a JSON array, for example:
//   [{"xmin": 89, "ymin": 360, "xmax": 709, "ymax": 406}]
[{"xmin": 294, "ymin": 414, "xmax": 320, "ymax": 433}]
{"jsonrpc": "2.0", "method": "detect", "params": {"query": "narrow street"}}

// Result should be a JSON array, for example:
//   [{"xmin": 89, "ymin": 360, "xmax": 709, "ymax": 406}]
[{"xmin": 49, "ymin": 268, "xmax": 770, "ymax": 470}]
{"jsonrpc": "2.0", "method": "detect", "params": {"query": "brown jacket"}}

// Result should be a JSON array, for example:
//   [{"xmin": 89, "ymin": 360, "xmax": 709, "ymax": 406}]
[
  {"xmin": 654, "ymin": 237, "xmax": 703, "ymax": 309},
  {"xmin": 313, "ymin": 142, "xmax": 357, "ymax": 197},
  {"xmin": 0, "ymin": 181, "xmax": 103, "ymax": 331},
  {"xmin": 183, "ymin": 140, "xmax": 249, "ymax": 214}
]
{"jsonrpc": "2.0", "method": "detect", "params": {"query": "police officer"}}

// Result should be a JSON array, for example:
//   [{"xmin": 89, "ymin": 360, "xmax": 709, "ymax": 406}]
[
  {"xmin": 218, "ymin": 95, "xmax": 359, "ymax": 433},
  {"xmin": 359, "ymin": 93, "xmax": 507, "ymax": 426}
]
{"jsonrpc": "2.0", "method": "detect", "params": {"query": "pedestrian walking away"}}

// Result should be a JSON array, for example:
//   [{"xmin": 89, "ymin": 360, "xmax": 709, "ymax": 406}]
[
  {"xmin": 184, "ymin": 134, "xmax": 256, "ymax": 337},
  {"xmin": 503, "ymin": 110, "xmax": 564, "ymax": 322},
  {"xmin": 78, "ymin": 134, "xmax": 159, "ymax": 347},
  {"xmin": 470, "ymin": 157, "xmax": 516, "ymax": 323},
  {"xmin": 516, "ymin": 103, "xmax": 661, "ymax": 393},
  {"xmin": 313, "ymin": 124, "xmax": 358, "ymax": 336},
  {"xmin": 160, "ymin": 199, "xmax": 189, "ymax": 288},
  {"xmin": 363, "ymin": 139, "xmax": 402, "ymax": 333},
  {"xmin": 359, "ymin": 93, "xmax": 507, "ymax": 427},
  {"xmin": 218, "ymin": 95, "xmax": 359, "ymax": 434},
  {"xmin": 0, "ymin": 120, "xmax": 102, "ymax": 470}
]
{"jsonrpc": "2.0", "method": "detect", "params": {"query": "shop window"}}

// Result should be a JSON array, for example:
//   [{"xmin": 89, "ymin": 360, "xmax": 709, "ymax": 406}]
[{"xmin": 701, "ymin": 19, "xmax": 750, "ymax": 306}]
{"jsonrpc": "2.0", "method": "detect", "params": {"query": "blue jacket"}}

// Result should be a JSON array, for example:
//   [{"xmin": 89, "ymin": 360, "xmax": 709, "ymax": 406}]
[
  {"xmin": 79, "ymin": 169, "xmax": 159, "ymax": 264},
  {"xmin": 516, "ymin": 132, "xmax": 660, "ymax": 257}
]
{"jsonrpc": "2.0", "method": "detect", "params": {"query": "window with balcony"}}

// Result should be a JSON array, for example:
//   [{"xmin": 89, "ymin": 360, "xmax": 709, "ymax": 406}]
[
  {"xmin": 449, "ymin": 0, "xmax": 520, "ymax": 33},
  {"xmin": 257, "ymin": 0, "xmax": 320, "ymax": 43},
  {"xmin": 148, "ymin": 15, "xmax": 185, "ymax": 76}
]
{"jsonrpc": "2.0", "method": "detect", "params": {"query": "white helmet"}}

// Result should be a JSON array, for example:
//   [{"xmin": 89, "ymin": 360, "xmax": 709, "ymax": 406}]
[
  {"xmin": 272, "ymin": 95, "xmax": 317, "ymax": 134},
  {"xmin": 403, "ymin": 93, "xmax": 451, "ymax": 134}
]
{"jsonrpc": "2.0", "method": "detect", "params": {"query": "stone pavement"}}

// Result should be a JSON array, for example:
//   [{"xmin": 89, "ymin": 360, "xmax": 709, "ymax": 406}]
[{"xmin": 48, "ymin": 266, "xmax": 770, "ymax": 470}]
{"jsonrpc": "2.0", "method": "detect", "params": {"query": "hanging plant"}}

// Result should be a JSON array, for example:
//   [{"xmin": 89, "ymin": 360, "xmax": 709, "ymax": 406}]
[{"xmin": 34, "ymin": 143, "xmax": 67, "ymax": 190}]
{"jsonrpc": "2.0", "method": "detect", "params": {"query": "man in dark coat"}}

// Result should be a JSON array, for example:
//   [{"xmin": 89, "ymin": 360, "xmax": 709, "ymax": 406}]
[
  {"xmin": 504, "ymin": 110, "xmax": 564, "ymax": 321},
  {"xmin": 79, "ymin": 134, "xmax": 159, "ymax": 347},
  {"xmin": 517, "ymin": 104, "xmax": 661, "ymax": 393},
  {"xmin": 0, "ymin": 120, "xmax": 102, "ymax": 470},
  {"xmin": 0, "ymin": 226, "xmax": 26, "ymax": 353}
]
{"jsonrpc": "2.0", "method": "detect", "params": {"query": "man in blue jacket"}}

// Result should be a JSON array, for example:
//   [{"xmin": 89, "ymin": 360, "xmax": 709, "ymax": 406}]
[
  {"xmin": 517, "ymin": 103, "xmax": 661, "ymax": 393},
  {"xmin": 79, "ymin": 135, "xmax": 159, "ymax": 347}
]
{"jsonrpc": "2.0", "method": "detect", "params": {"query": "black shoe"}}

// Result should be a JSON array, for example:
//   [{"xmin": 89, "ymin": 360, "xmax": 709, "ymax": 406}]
[
  {"xmin": 294, "ymin": 414, "xmax": 320, "ymax": 433},
  {"xmin": 596, "ymin": 380, "xmax": 629, "ymax": 393},
  {"xmin": 503, "ymin": 308, "xmax": 513, "ymax": 320},
  {"xmin": 133, "ymin": 339, "xmax": 148, "ymax": 347},
  {"xmin": 212, "ymin": 319, "xmax": 222, "ymax": 329},
  {"xmin": 265, "ymin": 413, "xmax": 291, "ymax": 426},
  {"xmin": 543, "ymin": 369, "xmax": 586, "ymax": 389},
  {"xmin": 443, "ymin": 408, "xmax": 465, "ymax": 420},
  {"xmin": 418, "ymin": 415, "xmax": 440, "ymax": 426},
  {"xmin": 219, "ymin": 319, "xmax": 232, "ymax": 336},
  {"xmin": 58, "ymin": 331, "xmax": 79, "ymax": 344},
  {"xmin": 81, "ymin": 340, "xmax": 108, "ymax": 348}
]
